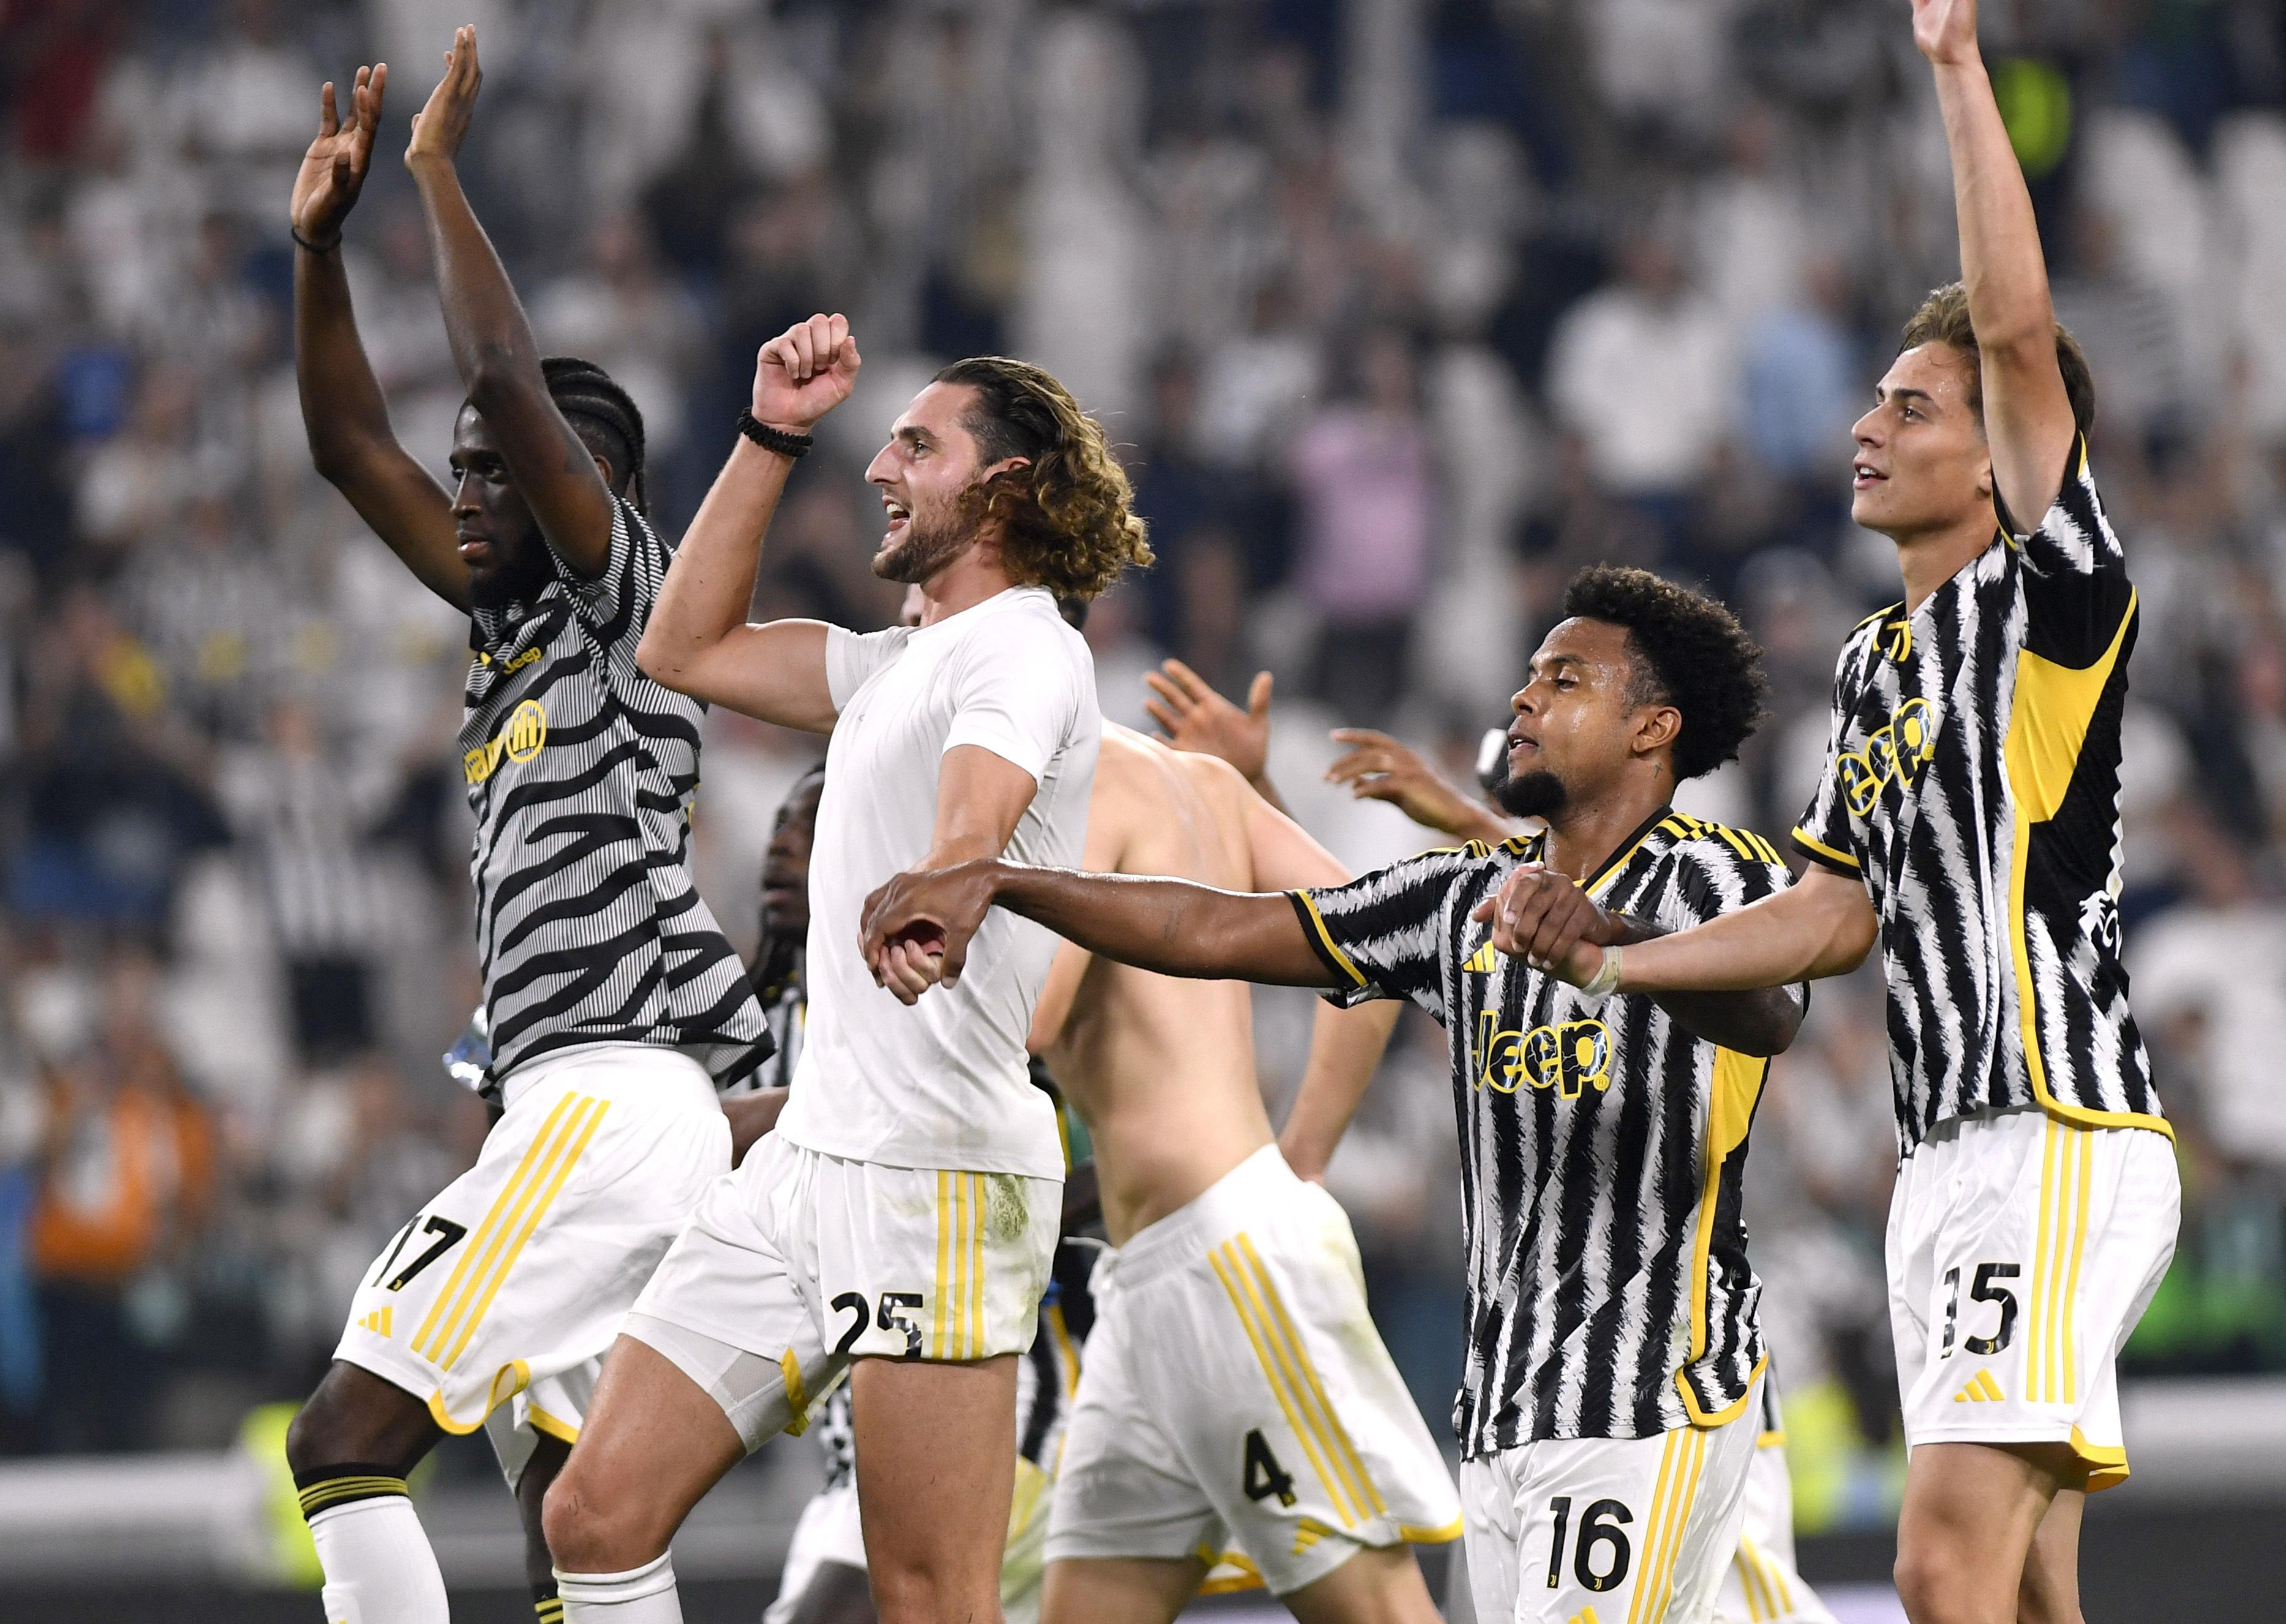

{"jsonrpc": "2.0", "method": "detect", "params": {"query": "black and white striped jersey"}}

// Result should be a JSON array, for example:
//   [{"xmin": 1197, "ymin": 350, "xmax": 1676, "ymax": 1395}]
[
  {"xmin": 1793, "ymin": 440, "xmax": 2163, "ymax": 1157},
  {"xmin": 461, "ymin": 498, "xmax": 767, "ymax": 1088},
  {"xmin": 1292, "ymin": 812, "xmax": 1796, "ymax": 1457}
]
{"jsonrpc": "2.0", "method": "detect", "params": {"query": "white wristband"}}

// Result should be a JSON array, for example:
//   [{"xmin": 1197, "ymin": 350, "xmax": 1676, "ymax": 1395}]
[{"xmin": 1578, "ymin": 943, "xmax": 1623, "ymax": 1004}]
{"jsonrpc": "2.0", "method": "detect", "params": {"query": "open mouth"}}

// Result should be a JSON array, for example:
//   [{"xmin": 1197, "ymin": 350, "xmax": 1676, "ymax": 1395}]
[
  {"xmin": 881, "ymin": 496, "xmax": 910, "ymax": 538},
  {"xmin": 1852, "ymin": 461, "xmax": 1887, "ymax": 491}
]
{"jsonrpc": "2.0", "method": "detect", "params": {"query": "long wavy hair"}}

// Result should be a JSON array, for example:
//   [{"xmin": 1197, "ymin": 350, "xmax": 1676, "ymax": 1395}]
[{"xmin": 934, "ymin": 356, "xmax": 1152, "ymax": 601}]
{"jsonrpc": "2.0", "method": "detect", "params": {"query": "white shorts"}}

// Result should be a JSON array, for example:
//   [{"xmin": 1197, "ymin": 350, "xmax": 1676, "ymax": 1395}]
[
  {"xmin": 1887, "ymin": 1107, "xmax": 2178, "ymax": 1491},
  {"xmin": 1461, "ymin": 1374, "xmax": 1762, "ymax": 1624},
  {"xmin": 1044, "ymin": 1145, "xmax": 1460, "ymax": 1598},
  {"xmin": 626, "ymin": 1132, "xmax": 1061, "ymax": 1451},
  {"xmin": 333, "ymin": 1044, "xmax": 729, "ymax": 1485},
  {"xmin": 1715, "ymin": 1385, "xmax": 1835, "ymax": 1624}
]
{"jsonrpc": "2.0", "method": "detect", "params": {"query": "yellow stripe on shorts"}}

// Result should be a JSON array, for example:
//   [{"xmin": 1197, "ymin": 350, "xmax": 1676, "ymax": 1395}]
[
  {"xmin": 1208, "ymin": 1234, "xmax": 1385, "ymax": 1527},
  {"xmin": 2029, "ymin": 1116, "xmax": 2095, "ymax": 1403},
  {"xmin": 933, "ymin": 1171, "xmax": 990, "ymax": 1359},
  {"xmin": 412, "ymin": 1092, "xmax": 608, "ymax": 1369},
  {"xmin": 1626, "ymin": 1426, "xmax": 1705, "ymax": 1624}
]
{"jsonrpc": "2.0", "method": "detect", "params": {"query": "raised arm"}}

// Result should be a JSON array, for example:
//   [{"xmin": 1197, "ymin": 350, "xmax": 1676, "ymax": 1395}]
[
  {"xmin": 634, "ymin": 314, "xmax": 859, "ymax": 729},
  {"xmin": 404, "ymin": 28, "xmax": 616, "ymax": 578},
  {"xmin": 290, "ymin": 65, "xmax": 468, "ymax": 610},
  {"xmin": 1917, "ymin": 0, "xmax": 2077, "ymax": 525},
  {"xmin": 1323, "ymin": 728, "xmax": 1518, "ymax": 848},
  {"xmin": 865, "ymin": 862, "xmax": 1331, "ymax": 1006}
]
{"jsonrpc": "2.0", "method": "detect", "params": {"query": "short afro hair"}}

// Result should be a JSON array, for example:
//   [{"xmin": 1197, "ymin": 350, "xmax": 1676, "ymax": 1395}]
[{"xmin": 1560, "ymin": 565, "xmax": 1770, "ymax": 782}]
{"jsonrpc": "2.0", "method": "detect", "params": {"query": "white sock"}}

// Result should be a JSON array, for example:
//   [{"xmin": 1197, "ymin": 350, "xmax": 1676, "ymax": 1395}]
[
  {"xmin": 306, "ymin": 1494, "xmax": 449, "ymax": 1624},
  {"xmin": 557, "ymin": 1551, "xmax": 684, "ymax": 1623}
]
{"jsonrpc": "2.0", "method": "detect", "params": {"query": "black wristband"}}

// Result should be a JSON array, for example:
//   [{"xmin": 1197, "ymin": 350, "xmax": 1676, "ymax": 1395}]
[
  {"xmin": 291, "ymin": 226, "xmax": 340, "ymax": 255},
  {"xmin": 737, "ymin": 409, "xmax": 813, "ymax": 458}
]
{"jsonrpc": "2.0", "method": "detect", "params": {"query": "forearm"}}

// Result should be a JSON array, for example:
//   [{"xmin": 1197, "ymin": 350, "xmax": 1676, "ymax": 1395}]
[
  {"xmin": 1933, "ymin": 56, "xmax": 2050, "ymax": 348},
  {"xmin": 1604, "ymin": 914, "xmax": 1801, "ymax": 1055},
  {"xmin": 723, "ymin": 1088, "xmax": 789, "ymax": 1166},
  {"xmin": 295, "ymin": 247, "xmax": 400, "ymax": 479},
  {"xmin": 1612, "ymin": 884, "xmax": 1873, "ymax": 996},
  {"xmin": 1280, "ymin": 999, "xmax": 1402, "ymax": 1179},
  {"xmin": 407, "ymin": 154, "xmax": 540, "ymax": 405},
  {"xmin": 991, "ymin": 864, "xmax": 1332, "ymax": 987},
  {"xmin": 642, "ymin": 438, "xmax": 796, "ymax": 666}
]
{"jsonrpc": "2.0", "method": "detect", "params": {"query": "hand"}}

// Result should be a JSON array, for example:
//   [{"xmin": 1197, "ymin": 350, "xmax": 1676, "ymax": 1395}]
[
  {"xmin": 1325, "ymin": 728, "xmax": 1484, "ymax": 836},
  {"xmin": 1143, "ymin": 661, "xmax": 1271, "ymax": 781},
  {"xmin": 291, "ymin": 64, "xmax": 386, "ymax": 246},
  {"xmin": 405, "ymin": 24, "xmax": 481, "ymax": 170},
  {"xmin": 1467, "ymin": 864, "xmax": 1622, "ymax": 971},
  {"xmin": 860, "ymin": 860, "xmax": 998, "ymax": 1006},
  {"xmin": 754, "ymin": 313, "xmax": 862, "ymax": 432},
  {"xmin": 1911, "ymin": 0, "xmax": 1980, "ymax": 67}
]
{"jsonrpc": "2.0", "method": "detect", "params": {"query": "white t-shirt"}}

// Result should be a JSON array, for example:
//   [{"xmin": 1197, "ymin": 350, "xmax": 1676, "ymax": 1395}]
[{"xmin": 777, "ymin": 586, "xmax": 1099, "ymax": 1178}]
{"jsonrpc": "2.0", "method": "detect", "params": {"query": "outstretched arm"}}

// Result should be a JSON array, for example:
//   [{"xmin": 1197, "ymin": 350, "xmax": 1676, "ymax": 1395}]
[
  {"xmin": 865, "ymin": 862, "xmax": 1331, "ymax": 1005},
  {"xmin": 1473, "ymin": 865, "xmax": 1837, "ymax": 1056},
  {"xmin": 635, "ymin": 314, "xmax": 860, "ymax": 729},
  {"xmin": 291, "ymin": 65, "xmax": 468, "ymax": 610},
  {"xmin": 405, "ymin": 27, "xmax": 616, "ymax": 578},
  {"xmin": 1917, "ymin": 0, "xmax": 2077, "ymax": 525},
  {"xmin": 1515, "ymin": 863, "xmax": 1878, "ymax": 1006}
]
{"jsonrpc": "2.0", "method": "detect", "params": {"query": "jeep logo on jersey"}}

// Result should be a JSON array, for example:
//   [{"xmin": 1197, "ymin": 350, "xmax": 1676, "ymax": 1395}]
[
  {"xmin": 464, "ymin": 698, "xmax": 549, "ymax": 784},
  {"xmin": 1839, "ymin": 696, "xmax": 1941, "ymax": 816},
  {"xmin": 1475, "ymin": 1011, "xmax": 1613, "ymax": 1098}
]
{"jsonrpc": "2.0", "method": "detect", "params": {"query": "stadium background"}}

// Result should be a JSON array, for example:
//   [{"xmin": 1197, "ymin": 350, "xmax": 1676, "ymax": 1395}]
[{"xmin": 0, "ymin": 1, "xmax": 2282, "ymax": 1618}]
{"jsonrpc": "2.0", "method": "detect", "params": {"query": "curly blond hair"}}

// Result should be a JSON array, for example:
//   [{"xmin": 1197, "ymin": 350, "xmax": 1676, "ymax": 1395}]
[{"xmin": 936, "ymin": 356, "xmax": 1152, "ymax": 601}]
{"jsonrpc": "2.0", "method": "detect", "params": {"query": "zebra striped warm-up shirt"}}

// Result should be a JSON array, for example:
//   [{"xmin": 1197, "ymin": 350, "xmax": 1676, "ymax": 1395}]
[
  {"xmin": 1792, "ymin": 439, "xmax": 2164, "ymax": 1157},
  {"xmin": 1292, "ymin": 813, "xmax": 1798, "ymax": 1457},
  {"xmin": 461, "ymin": 498, "xmax": 767, "ymax": 1088}
]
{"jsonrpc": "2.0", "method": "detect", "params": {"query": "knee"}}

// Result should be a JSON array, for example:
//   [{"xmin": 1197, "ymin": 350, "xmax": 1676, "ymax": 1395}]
[
  {"xmin": 542, "ymin": 1464, "xmax": 669, "ymax": 1576},
  {"xmin": 1893, "ymin": 1543, "xmax": 1987, "ymax": 1624}
]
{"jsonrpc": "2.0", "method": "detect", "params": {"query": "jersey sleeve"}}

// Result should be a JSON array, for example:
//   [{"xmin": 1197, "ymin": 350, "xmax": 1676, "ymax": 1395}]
[
  {"xmin": 941, "ymin": 619, "xmax": 1086, "ymax": 784},
  {"xmin": 2013, "ymin": 437, "xmax": 2136, "ymax": 669},
  {"xmin": 1288, "ymin": 848, "xmax": 1476, "ymax": 1021},
  {"xmin": 1792, "ymin": 641, "xmax": 1866, "ymax": 878},
  {"xmin": 554, "ymin": 497, "xmax": 652, "ymax": 633},
  {"xmin": 825, "ymin": 624, "xmax": 910, "ymax": 712}
]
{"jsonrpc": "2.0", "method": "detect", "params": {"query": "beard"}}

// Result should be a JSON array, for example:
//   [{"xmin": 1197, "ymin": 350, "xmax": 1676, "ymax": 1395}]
[
  {"xmin": 1491, "ymin": 765, "xmax": 1570, "ymax": 820},
  {"xmin": 872, "ymin": 500, "xmax": 978, "ymax": 586}
]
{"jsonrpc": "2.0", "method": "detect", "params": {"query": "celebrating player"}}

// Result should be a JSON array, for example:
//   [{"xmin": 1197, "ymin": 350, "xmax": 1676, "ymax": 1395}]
[
  {"xmin": 865, "ymin": 567, "xmax": 1808, "ymax": 1623},
  {"xmin": 281, "ymin": 33, "xmax": 769, "ymax": 1624},
  {"xmin": 1029, "ymin": 713, "xmax": 1456, "ymax": 1624},
  {"xmin": 1509, "ymin": 6, "xmax": 2181, "ymax": 1622},
  {"xmin": 535, "ymin": 314, "xmax": 1148, "ymax": 1623}
]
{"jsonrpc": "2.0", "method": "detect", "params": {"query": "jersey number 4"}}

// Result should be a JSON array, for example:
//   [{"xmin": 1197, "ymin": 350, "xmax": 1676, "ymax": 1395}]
[{"xmin": 1243, "ymin": 1428, "xmax": 1298, "ymax": 1507}]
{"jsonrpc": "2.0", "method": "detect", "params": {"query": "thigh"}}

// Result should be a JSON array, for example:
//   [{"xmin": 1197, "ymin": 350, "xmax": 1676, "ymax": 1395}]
[
  {"xmin": 852, "ymin": 1355, "xmax": 1020, "ymax": 1591},
  {"xmin": 1894, "ymin": 1439, "xmax": 2075, "ymax": 1622},
  {"xmin": 1040, "ymin": 1557, "xmax": 1206, "ymax": 1624},
  {"xmin": 550, "ymin": 1333, "xmax": 746, "ymax": 1558}
]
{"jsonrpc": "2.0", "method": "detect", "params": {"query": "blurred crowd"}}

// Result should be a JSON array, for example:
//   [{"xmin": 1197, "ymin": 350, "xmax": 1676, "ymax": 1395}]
[{"xmin": 2, "ymin": 0, "xmax": 2284, "ymax": 1530}]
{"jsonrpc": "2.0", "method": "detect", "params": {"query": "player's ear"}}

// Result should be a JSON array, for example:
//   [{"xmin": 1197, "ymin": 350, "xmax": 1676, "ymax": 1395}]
[
  {"xmin": 1634, "ymin": 704, "xmax": 1682, "ymax": 760},
  {"xmin": 590, "ymin": 450, "xmax": 616, "ymax": 491}
]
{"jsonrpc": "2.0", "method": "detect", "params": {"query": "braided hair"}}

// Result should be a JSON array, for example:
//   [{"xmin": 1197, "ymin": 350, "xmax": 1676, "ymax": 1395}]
[{"xmin": 541, "ymin": 356, "xmax": 650, "ymax": 518}]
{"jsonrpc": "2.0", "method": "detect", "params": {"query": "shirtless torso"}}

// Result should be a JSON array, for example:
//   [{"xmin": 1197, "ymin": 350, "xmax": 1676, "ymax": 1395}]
[{"xmin": 1030, "ymin": 722, "xmax": 1396, "ymax": 1245}]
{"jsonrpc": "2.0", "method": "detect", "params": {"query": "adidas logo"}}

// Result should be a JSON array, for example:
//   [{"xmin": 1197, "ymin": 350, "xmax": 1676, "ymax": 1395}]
[
  {"xmin": 1568, "ymin": 1607, "xmax": 1604, "ymax": 1624},
  {"xmin": 358, "ymin": 1306, "xmax": 394, "ymax": 1339},
  {"xmin": 1952, "ymin": 1369, "xmax": 2004, "ymax": 1404},
  {"xmin": 1462, "ymin": 941, "xmax": 1498, "ymax": 974}
]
